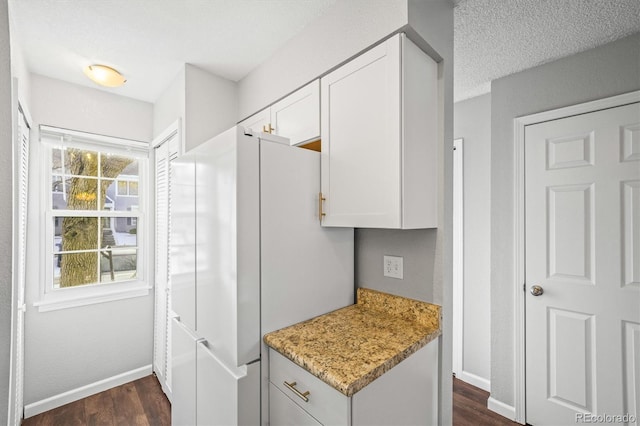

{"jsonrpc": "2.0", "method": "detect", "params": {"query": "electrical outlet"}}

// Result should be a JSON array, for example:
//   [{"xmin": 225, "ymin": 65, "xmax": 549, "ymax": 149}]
[{"xmin": 383, "ymin": 255, "xmax": 403, "ymax": 279}]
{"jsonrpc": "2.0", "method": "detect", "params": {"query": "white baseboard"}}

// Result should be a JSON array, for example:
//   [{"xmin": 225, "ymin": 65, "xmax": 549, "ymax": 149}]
[
  {"xmin": 487, "ymin": 396, "xmax": 516, "ymax": 421},
  {"xmin": 456, "ymin": 370, "xmax": 490, "ymax": 392},
  {"xmin": 24, "ymin": 364, "xmax": 152, "ymax": 418}
]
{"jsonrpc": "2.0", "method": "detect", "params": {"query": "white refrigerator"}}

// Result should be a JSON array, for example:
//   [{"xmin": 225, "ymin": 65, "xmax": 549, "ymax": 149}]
[{"xmin": 170, "ymin": 126, "xmax": 354, "ymax": 426}]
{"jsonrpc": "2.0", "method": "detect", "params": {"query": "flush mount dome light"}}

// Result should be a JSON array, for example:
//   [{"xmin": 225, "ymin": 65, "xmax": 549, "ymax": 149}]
[{"xmin": 83, "ymin": 64, "xmax": 127, "ymax": 87}]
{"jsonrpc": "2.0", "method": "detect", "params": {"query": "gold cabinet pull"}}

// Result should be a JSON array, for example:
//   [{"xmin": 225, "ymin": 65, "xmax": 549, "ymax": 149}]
[
  {"xmin": 318, "ymin": 192, "xmax": 326, "ymax": 222},
  {"xmin": 283, "ymin": 381, "xmax": 310, "ymax": 402},
  {"xmin": 262, "ymin": 123, "xmax": 275, "ymax": 134}
]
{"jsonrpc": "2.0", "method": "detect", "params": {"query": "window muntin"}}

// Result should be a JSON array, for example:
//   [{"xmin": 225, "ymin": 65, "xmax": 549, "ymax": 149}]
[{"xmin": 43, "ymin": 128, "xmax": 147, "ymax": 291}]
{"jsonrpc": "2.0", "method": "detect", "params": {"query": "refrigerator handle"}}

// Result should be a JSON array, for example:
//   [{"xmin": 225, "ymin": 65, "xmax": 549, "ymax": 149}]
[{"xmin": 197, "ymin": 340, "xmax": 248, "ymax": 380}]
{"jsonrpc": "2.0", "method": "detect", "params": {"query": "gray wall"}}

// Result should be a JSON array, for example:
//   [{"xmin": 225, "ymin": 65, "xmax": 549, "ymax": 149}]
[
  {"xmin": 490, "ymin": 32, "xmax": 640, "ymax": 407},
  {"xmin": 0, "ymin": 0, "xmax": 12, "ymax": 422},
  {"xmin": 453, "ymin": 93, "xmax": 491, "ymax": 386},
  {"xmin": 24, "ymin": 74, "xmax": 155, "ymax": 406}
]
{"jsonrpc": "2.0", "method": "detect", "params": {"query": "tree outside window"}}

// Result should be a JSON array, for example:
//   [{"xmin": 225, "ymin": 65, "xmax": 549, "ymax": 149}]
[{"xmin": 49, "ymin": 137, "xmax": 144, "ymax": 288}]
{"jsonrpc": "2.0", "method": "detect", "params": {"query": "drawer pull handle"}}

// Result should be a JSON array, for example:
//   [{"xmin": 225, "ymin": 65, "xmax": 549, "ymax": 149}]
[{"xmin": 284, "ymin": 381, "xmax": 310, "ymax": 402}]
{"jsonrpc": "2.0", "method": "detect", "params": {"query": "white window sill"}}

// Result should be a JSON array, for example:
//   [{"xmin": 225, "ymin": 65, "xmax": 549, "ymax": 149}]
[{"xmin": 34, "ymin": 281, "xmax": 151, "ymax": 312}]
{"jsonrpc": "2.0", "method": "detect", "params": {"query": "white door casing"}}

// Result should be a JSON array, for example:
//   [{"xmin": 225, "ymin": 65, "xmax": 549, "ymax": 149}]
[
  {"xmin": 452, "ymin": 138, "xmax": 464, "ymax": 378},
  {"xmin": 524, "ymin": 101, "xmax": 640, "ymax": 425}
]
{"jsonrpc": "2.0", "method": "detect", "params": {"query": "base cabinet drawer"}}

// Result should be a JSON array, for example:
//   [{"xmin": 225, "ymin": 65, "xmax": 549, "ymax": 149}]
[
  {"xmin": 270, "ymin": 383, "xmax": 322, "ymax": 426},
  {"xmin": 270, "ymin": 350, "xmax": 350, "ymax": 425},
  {"xmin": 268, "ymin": 339, "xmax": 439, "ymax": 426}
]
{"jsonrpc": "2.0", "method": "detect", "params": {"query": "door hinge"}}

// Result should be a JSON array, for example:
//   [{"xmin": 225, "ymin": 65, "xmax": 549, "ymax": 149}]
[{"xmin": 523, "ymin": 283, "xmax": 526, "ymax": 292}]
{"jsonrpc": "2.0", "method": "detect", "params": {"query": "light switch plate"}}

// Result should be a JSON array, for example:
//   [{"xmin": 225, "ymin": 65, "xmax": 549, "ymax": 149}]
[{"xmin": 383, "ymin": 255, "xmax": 403, "ymax": 279}]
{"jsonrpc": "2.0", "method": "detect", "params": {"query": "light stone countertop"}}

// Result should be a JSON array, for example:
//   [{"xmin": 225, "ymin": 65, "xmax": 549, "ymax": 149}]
[{"xmin": 263, "ymin": 287, "xmax": 441, "ymax": 397}]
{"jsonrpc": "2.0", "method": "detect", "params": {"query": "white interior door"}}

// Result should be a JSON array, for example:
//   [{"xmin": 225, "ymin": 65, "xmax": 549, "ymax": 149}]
[
  {"xmin": 153, "ymin": 126, "xmax": 180, "ymax": 398},
  {"xmin": 525, "ymin": 102, "xmax": 640, "ymax": 425},
  {"xmin": 10, "ymin": 107, "xmax": 30, "ymax": 426}
]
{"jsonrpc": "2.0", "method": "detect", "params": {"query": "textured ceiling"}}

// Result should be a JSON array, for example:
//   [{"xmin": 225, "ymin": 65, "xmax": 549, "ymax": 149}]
[
  {"xmin": 454, "ymin": 0, "xmax": 640, "ymax": 101},
  {"xmin": 8, "ymin": 0, "xmax": 640, "ymax": 104}
]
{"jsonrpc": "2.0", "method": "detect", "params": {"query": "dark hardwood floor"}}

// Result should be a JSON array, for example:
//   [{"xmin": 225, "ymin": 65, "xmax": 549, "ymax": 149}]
[
  {"xmin": 22, "ymin": 374, "xmax": 170, "ymax": 426},
  {"xmin": 22, "ymin": 375, "xmax": 516, "ymax": 425},
  {"xmin": 453, "ymin": 377, "xmax": 519, "ymax": 426}
]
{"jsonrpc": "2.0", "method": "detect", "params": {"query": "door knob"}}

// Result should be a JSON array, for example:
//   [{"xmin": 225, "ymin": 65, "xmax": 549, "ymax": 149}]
[{"xmin": 530, "ymin": 285, "xmax": 544, "ymax": 296}]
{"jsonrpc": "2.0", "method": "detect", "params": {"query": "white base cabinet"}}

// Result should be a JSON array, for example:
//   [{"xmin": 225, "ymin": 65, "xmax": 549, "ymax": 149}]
[
  {"xmin": 268, "ymin": 339, "xmax": 439, "ymax": 425},
  {"xmin": 320, "ymin": 33, "xmax": 439, "ymax": 229}
]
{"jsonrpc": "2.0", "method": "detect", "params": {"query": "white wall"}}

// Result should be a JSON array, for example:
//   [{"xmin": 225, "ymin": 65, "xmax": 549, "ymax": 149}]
[
  {"xmin": 23, "ymin": 74, "xmax": 155, "ymax": 407},
  {"xmin": 453, "ymin": 93, "xmax": 491, "ymax": 389},
  {"xmin": 238, "ymin": 1, "xmax": 454, "ymax": 423},
  {"xmin": 0, "ymin": 0, "xmax": 13, "ymax": 422},
  {"xmin": 153, "ymin": 68, "xmax": 184, "ymax": 139},
  {"xmin": 152, "ymin": 64, "xmax": 237, "ymax": 151},
  {"xmin": 490, "ymin": 32, "xmax": 640, "ymax": 409},
  {"xmin": 184, "ymin": 64, "xmax": 237, "ymax": 151}
]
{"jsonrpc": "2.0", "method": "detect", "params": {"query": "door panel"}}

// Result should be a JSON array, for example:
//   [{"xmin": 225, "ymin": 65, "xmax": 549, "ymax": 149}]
[
  {"xmin": 525, "ymin": 102, "xmax": 640, "ymax": 425},
  {"xmin": 623, "ymin": 181, "xmax": 640, "ymax": 288},
  {"xmin": 547, "ymin": 183, "xmax": 594, "ymax": 283},
  {"xmin": 623, "ymin": 321, "xmax": 640, "ymax": 423},
  {"xmin": 547, "ymin": 308, "xmax": 595, "ymax": 412}
]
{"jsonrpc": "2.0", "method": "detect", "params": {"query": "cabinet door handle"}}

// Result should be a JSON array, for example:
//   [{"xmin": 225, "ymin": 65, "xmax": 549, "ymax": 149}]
[
  {"xmin": 283, "ymin": 381, "xmax": 310, "ymax": 402},
  {"xmin": 318, "ymin": 192, "xmax": 326, "ymax": 222},
  {"xmin": 262, "ymin": 123, "xmax": 275, "ymax": 134}
]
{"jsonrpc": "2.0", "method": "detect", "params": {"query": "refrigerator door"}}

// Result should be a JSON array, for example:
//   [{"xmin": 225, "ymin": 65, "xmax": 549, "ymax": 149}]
[
  {"xmin": 259, "ymin": 140, "xmax": 354, "ymax": 426},
  {"xmin": 194, "ymin": 127, "xmax": 260, "ymax": 367},
  {"xmin": 196, "ymin": 340, "xmax": 260, "ymax": 425},
  {"xmin": 171, "ymin": 317, "xmax": 198, "ymax": 426},
  {"xmin": 260, "ymin": 140, "xmax": 354, "ymax": 335},
  {"xmin": 170, "ymin": 156, "xmax": 196, "ymax": 330}
]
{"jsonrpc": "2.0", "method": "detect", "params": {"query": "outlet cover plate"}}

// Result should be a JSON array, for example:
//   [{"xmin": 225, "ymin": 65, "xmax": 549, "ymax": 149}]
[{"xmin": 383, "ymin": 255, "xmax": 403, "ymax": 279}]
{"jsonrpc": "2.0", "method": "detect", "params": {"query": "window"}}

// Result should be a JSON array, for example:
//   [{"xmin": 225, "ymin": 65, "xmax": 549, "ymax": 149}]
[
  {"xmin": 116, "ymin": 178, "xmax": 139, "ymax": 196},
  {"xmin": 37, "ymin": 126, "xmax": 150, "ymax": 311}
]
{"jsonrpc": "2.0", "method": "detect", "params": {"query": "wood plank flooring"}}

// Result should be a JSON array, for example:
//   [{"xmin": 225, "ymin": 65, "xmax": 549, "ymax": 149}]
[
  {"xmin": 22, "ymin": 375, "xmax": 516, "ymax": 425},
  {"xmin": 22, "ymin": 375, "xmax": 170, "ymax": 426},
  {"xmin": 453, "ymin": 377, "xmax": 520, "ymax": 426}
]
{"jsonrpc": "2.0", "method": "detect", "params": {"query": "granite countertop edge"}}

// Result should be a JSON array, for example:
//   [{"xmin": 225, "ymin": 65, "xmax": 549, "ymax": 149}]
[{"xmin": 264, "ymin": 288, "xmax": 442, "ymax": 397}]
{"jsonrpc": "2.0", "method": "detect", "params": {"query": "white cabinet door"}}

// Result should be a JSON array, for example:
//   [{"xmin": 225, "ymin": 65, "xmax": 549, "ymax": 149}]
[
  {"xmin": 171, "ymin": 318, "xmax": 197, "ymax": 426},
  {"xmin": 196, "ymin": 341, "xmax": 260, "ymax": 426},
  {"xmin": 271, "ymin": 80, "xmax": 320, "ymax": 146},
  {"xmin": 239, "ymin": 108, "xmax": 271, "ymax": 134},
  {"xmin": 320, "ymin": 33, "xmax": 438, "ymax": 229},
  {"xmin": 170, "ymin": 156, "xmax": 196, "ymax": 330},
  {"xmin": 321, "ymin": 35, "xmax": 401, "ymax": 228},
  {"xmin": 239, "ymin": 80, "xmax": 320, "ymax": 146}
]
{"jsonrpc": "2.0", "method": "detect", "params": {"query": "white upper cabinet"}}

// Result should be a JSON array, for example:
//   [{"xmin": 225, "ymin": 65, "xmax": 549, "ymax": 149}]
[
  {"xmin": 239, "ymin": 80, "xmax": 320, "ymax": 146},
  {"xmin": 239, "ymin": 108, "xmax": 271, "ymax": 136},
  {"xmin": 320, "ymin": 33, "xmax": 438, "ymax": 229},
  {"xmin": 271, "ymin": 80, "xmax": 320, "ymax": 146}
]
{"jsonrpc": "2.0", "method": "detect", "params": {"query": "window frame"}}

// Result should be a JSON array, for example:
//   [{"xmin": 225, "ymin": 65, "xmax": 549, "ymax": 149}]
[{"xmin": 35, "ymin": 125, "xmax": 151, "ymax": 312}]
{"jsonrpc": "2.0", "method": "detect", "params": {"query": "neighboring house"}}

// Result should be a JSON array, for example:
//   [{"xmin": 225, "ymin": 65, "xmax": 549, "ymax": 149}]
[{"xmin": 52, "ymin": 162, "xmax": 139, "ymax": 236}]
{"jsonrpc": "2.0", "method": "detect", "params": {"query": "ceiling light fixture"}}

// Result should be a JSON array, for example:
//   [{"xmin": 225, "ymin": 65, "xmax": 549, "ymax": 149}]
[{"xmin": 83, "ymin": 64, "xmax": 127, "ymax": 87}]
